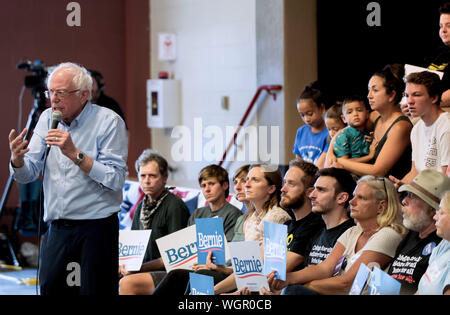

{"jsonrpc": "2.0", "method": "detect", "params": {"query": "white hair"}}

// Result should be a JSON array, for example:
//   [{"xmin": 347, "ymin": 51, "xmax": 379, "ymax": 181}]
[{"xmin": 46, "ymin": 62, "xmax": 93, "ymax": 100}]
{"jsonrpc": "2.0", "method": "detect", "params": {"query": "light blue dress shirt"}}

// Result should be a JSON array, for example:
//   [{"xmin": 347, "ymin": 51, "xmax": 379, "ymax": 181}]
[
  {"xmin": 418, "ymin": 239, "xmax": 450, "ymax": 295},
  {"xmin": 10, "ymin": 102, "xmax": 128, "ymax": 222}
]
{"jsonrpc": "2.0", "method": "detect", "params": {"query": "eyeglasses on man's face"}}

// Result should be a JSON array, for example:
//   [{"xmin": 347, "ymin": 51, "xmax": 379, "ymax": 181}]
[{"xmin": 44, "ymin": 89, "xmax": 80, "ymax": 99}]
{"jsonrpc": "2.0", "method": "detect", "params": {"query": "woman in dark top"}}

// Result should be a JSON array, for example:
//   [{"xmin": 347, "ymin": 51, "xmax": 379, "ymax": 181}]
[{"xmin": 332, "ymin": 64, "xmax": 413, "ymax": 179}]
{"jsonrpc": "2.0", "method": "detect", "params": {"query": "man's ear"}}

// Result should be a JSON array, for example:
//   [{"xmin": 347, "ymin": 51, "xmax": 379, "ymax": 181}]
[
  {"xmin": 336, "ymin": 192, "xmax": 349, "ymax": 206},
  {"xmin": 305, "ymin": 187, "xmax": 314, "ymax": 199},
  {"xmin": 81, "ymin": 89, "xmax": 90, "ymax": 103},
  {"xmin": 431, "ymin": 94, "xmax": 439, "ymax": 106},
  {"xmin": 222, "ymin": 181, "xmax": 229, "ymax": 191}
]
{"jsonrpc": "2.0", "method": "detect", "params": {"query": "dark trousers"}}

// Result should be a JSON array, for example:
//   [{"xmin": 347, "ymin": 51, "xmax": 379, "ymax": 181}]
[
  {"xmin": 282, "ymin": 284, "xmax": 319, "ymax": 295},
  {"xmin": 39, "ymin": 214, "xmax": 119, "ymax": 295},
  {"xmin": 152, "ymin": 268, "xmax": 229, "ymax": 295}
]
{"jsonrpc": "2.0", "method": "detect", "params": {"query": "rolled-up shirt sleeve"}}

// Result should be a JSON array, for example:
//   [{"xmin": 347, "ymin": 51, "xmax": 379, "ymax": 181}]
[{"xmin": 88, "ymin": 114, "xmax": 128, "ymax": 191}]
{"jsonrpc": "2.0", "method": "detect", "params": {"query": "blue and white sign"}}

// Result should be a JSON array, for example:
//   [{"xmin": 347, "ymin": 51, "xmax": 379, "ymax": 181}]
[
  {"xmin": 189, "ymin": 273, "xmax": 214, "ymax": 295},
  {"xmin": 119, "ymin": 230, "xmax": 151, "ymax": 271},
  {"xmin": 228, "ymin": 241, "xmax": 269, "ymax": 292},
  {"xmin": 156, "ymin": 225, "xmax": 198, "ymax": 272},
  {"xmin": 195, "ymin": 217, "xmax": 226, "ymax": 265},
  {"xmin": 263, "ymin": 222, "xmax": 287, "ymax": 280},
  {"xmin": 368, "ymin": 266, "xmax": 401, "ymax": 295},
  {"xmin": 349, "ymin": 263, "xmax": 371, "ymax": 295}
]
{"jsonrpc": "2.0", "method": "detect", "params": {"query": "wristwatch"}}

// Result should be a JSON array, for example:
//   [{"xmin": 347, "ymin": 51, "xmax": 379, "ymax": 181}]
[{"xmin": 75, "ymin": 151, "xmax": 85, "ymax": 166}]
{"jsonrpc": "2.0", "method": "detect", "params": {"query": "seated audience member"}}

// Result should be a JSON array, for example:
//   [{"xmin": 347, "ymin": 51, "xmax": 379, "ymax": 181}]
[
  {"xmin": 260, "ymin": 167, "xmax": 356, "ymax": 295},
  {"xmin": 301, "ymin": 168, "xmax": 356, "ymax": 268},
  {"xmin": 225, "ymin": 165, "xmax": 255, "ymax": 242},
  {"xmin": 332, "ymin": 95, "xmax": 374, "ymax": 162},
  {"xmin": 231, "ymin": 161, "xmax": 327, "ymax": 296},
  {"xmin": 292, "ymin": 82, "xmax": 330, "ymax": 168},
  {"xmin": 152, "ymin": 165, "xmax": 253, "ymax": 295},
  {"xmin": 332, "ymin": 64, "xmax": 412, "ymax": 179},
  {"xmin": 278, "ymin": 160, "xmax": 325, "ymax": 272},
  {"xmin": 324, "ymin": 103, "xmax": 347, "ymax": 141},
  {"xmin": 390, "ymin": 72, "xmax": 450, "ymax": 187},
  {"xmin": 240, "ymin": 164, "xmax": 293, "ymax": 246},
  {"xmin": 187, "ymin": 164, "xmax": 243, "ymax": 241},
  {"xmin": 268, "ymin": 176, "xmax": 407, "ymax": 295},
  {"xmin": 322, "ymin": 104, "xmax": 346, "ymax": 168},
  {"xmin": 119, "ymin": 164, "xmax": 241, "ymax": 295},
  {"xmin": 417, "ymin": 190, "xmax": 450, "ymax": 295},
  {"xmin": 424, "ymin": 2, "xmax": 450, "ymax": 108},
  {"xmin": 388, "ymin": 170, "xmax": 450, "ymax": 294},
  {"xmin": 213, "ymin": 164, "xmax": 292, "ymax": 294},
  {"xmin": 119, "ymin": 150, "xmax": 190, "ymax": 272}
]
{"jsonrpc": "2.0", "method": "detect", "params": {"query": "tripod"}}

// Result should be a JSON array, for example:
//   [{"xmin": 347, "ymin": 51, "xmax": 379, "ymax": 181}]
[{"xmin": 0, "ymin": 97, "xmax": 45, "ymax": 268}]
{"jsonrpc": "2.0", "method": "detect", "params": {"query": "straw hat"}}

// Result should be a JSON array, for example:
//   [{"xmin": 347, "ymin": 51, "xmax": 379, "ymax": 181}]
[{"xmin": 399, "ymin": 169, "xmax": 450, "ymax": 210}]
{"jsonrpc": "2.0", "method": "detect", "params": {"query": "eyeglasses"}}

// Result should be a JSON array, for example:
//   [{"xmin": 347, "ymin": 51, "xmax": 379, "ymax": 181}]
[
  {"xmin": 401, "ymin": 191, "xmax": 419, "ymax": 202},
  {"xmin": 44, "ymin": 89, "xmax": 80, "ymax": 99},
  {"xmin": 376, "ymin": 177, "xmax": 388, "ymax": 201}
]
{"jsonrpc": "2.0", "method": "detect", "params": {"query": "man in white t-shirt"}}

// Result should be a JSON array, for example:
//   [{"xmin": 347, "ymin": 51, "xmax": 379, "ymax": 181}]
[{"xmin": 390, "ymin": 71, "xmax": 450, "ymax": 188}]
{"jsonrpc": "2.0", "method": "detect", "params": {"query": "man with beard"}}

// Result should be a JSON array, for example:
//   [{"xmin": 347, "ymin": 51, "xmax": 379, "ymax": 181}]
[
  {"xmin": 261, "ymin": 167, "xmax": 356, "ymax": 294},
  {"xmin": 280, "ymin": 160, "xmax": 325, "ymax": 271},
  {"xmin": 387, "ymin": 169, "xmax": 450, "ymax": 294}
]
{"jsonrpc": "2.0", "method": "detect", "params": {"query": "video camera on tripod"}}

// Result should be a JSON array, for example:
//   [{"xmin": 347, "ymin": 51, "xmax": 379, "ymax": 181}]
[
  {"xmin": 0, "ymin": 60, "xmax": 54, "ymax": 268},
  {"xmin": 16, "ymin": 60, "xmax": 53, "ymax": 112}
]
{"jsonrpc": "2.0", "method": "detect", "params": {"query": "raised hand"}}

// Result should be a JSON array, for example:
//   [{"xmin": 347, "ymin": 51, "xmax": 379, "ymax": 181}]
[{"xmin": 9, "ymin": 128, "xmax": 29, "ymax": 168}]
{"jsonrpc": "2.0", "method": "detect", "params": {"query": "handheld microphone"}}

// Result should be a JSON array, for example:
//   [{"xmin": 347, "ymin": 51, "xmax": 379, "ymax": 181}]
[{"xmin": 45, "ymin": 110, "xmax": 62, "ymax": 156}]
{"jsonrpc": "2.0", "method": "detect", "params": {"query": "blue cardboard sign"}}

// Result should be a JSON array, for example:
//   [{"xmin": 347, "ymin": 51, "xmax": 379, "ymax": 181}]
[
  {"xmin": 189, "ymin": 272, "xmax": 214, "ymax": 295},
  {"xmin": 195, "ymin": 217, "xmax": 226, "ymax": 265},
  {"xmin": 263, "ymin": 221, "xmax": 287, "ymax": 280},
  {"xmin": 349, "ymin": 263, "xmax": 371, "ymax": 295},
  {"xmin": 368, "ymin": 266, "xmax": 401, "ymax": 295}
]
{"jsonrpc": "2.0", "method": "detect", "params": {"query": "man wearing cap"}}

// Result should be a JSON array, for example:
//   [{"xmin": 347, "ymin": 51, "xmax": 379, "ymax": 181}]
[{"xmin": 387, "ymin": 169, "xmax": 450, "ymax": 294}]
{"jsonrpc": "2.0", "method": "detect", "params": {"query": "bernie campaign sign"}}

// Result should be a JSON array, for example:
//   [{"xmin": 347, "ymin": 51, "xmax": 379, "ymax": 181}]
[
  {"xmin": 263, "ymin": 221, "xmax": 287, "ymax": 280},
  {"xmin": 228, "ymin": 241, "xmax": 269, "ymax": 292},
  {"xmin": 195, "ymin": 217, "xmax": 226, "ymax": 265},
  {"xmin": 119, "ymin": 230, "xmax": 151, "ymax": 271},
  {"xmin": 156, "ymin": 225, "xmax": 198, "ymax": 272},
  {"xmin": 349, "ymin": 263, "xmax": 371, "ymax": 295},
  {"xmin": 368, "ymin": 266, "xmax": 401, "ymax": 295},
  {"xmin": 189, "ymin": 272, "xmax": 214, "ymax": 295}
]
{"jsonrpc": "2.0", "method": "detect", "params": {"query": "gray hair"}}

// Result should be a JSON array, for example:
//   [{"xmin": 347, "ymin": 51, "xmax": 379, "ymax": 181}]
[
  {"xmin": 135, "ymin": 149, "xmax": 169, "ymax": 177},
  {"xmin": 46, "ymin": 62, "xmax": 93, "ymax": 100}
]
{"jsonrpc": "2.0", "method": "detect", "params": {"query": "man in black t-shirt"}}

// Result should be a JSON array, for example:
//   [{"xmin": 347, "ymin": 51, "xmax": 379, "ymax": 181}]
[
  {"xmin": 281, "ymin": 160, "xmax": 325, "ymax": 272},
  {"xmin": 262, "ymin": 168, "xmax": 356, "ymax": 295},
  {"xmin": 387, "ymin": 170, "xmax": 450, "ymax": 294},
  {"xmin": 303, "ymin": 168, "xmax": 356, "ymax": 268}
]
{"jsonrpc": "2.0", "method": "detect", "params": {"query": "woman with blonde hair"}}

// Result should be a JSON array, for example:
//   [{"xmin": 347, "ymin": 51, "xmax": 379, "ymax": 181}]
[{"xmin": 267, "ymin": 175, "xmax": 407, "ymax": 295}]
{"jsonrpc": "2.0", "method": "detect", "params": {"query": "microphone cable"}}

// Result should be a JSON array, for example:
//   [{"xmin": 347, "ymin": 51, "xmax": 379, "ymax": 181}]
[
  {"xmin": 35, "ymin": 149, "xmax": 50, "ymax": 295},
  {"xmin": 35, "ymin": 111, "xmax": 61, "ymax": 295}
]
